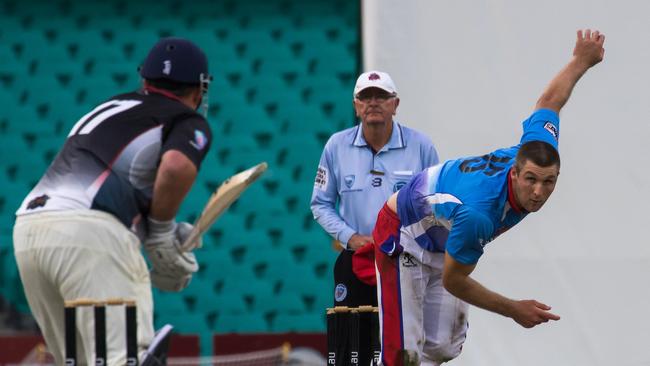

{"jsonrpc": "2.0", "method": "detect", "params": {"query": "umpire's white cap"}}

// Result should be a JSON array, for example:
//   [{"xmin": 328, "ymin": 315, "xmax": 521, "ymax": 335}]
[{"xmin": 353, "ymin": 71, "xmax": 397, "ymax": 97}]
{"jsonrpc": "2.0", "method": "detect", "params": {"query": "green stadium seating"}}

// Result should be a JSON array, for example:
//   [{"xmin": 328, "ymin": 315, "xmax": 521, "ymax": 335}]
[
  {"xmin": 213, "ymin": 294, "xmax": 248, "ymax": 315},
  {"xmin": 0, "ymin": 0, "xmax": 360, "ymax": 345},
  {"xmin": 1, "ymin": 104, "xmax": 57, "ymax": 136},
  {"xmin": 136, "ymin": 16, "xmax": 192, "ymax": 35},
  {"xmin": 249, "ymin": 259, "xmax": 315, "ymax": 286},
  {"xmin": 75, "ymin": 75, "xmax": 125, "ymax": 106},
  {"xmin": 220, "ymin": 276, "xmax": 274, "ymax": 301},
  {"xmin": 219, "ymin": 229, "xmax": 275, "ymax": 258},
  {"xmin": 7, "ymin": 0, "xmax": 65, "ymax": 18},
  {"xmin": 65, "ymin": 30, "xmax": 126, "ymax": 64},
  {"xmin": 188, "ymin": 17, "xmax": 241, "ymax": 35},
  {"xmin": 272, "ymin": 312, "xmax": 325, "ymax": 332},
  {"xmin": 153, "ymin": 290, "xmax": 188, "ymax": 314},
  {"xmin": 122, "ymin": 1, "xmax": 181, "ymax": 18},
  {"xmin": 88, "ymin": 59, "xmax": 141, "ymax": 91},
  {"xmin": 67, "ymin": 2, "xmax": 120, "ymax": 18},
  {"xmin": 252, "ymin": 292, "xmax": 305, "ymax": 317},
  {"xmin": 232, "ymin": 183, "xmax": 287, "ymax": 215},
  {"xmin": 158, "ymin": 313, "xmax": 210, "ymax": 334},
  {"xmin": 197, "ymin": 252, "xmax": 255, "ymax": 290},
  {"xmin": 0, "ymin": 44, "xmax": 16, "ymax": 63},
  {"xmin": 273, "ymin": 105, "xmax": 331, "ymax": 135},
  {"xmin": 214, "ymin": 312, "xmax": 268, "ymax": 333},
  {"xmin": 243, "ymin": 17, "xmax": 294, "ymax": 35}
]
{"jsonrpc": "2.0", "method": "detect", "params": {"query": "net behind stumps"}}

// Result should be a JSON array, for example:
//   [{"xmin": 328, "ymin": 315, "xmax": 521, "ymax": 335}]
[{"xmin": 168, "ymin": 344, "xmax": 290, "ymax": 366}]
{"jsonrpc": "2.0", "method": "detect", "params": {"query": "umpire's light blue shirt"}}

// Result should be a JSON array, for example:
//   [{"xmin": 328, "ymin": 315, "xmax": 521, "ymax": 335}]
[{"xmin": 311, "ymin": 121, "xmax": 439, "ymax": 248}]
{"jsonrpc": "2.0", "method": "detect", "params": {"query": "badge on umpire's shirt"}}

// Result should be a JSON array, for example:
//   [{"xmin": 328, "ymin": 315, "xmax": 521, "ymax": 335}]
[
  {"xmin": 334, "ymin": 283, "xmax": 347, "ymax": 302},
  {"xmin": 344, "ymin": 175, "xmax": 355, "ymax": 189}
]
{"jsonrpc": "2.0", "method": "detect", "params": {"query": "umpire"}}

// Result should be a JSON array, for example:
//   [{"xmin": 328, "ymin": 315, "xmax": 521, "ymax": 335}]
[
  {"xmin": 13, "ymin": 37, "xmax": 211, "ymax": 365},
  {"xmin": 311, "ymin": 71, "xmax": 439, "ymax": 365}
]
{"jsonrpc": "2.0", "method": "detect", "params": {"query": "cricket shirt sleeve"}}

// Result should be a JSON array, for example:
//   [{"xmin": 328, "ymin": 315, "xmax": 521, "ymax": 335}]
[
  {"xmin": 445, "ymin": 205, "xmax": 495, "ymax": 265},
  {"xmin": 310, "ymin": 139, "xmax": 357, "ymax": 247},
  {"xmin": 520, "ymin": 108, "xmax": 560, "ymax": 150},
  {"xmin": 162, "ymin": 116, "xmax": 212, "ymax": 169}
]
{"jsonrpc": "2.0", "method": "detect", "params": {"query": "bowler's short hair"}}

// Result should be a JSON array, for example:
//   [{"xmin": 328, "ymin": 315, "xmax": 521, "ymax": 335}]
[{"xmin": 515, "ymin": 141, "xmax": 560, "ymax": 172}]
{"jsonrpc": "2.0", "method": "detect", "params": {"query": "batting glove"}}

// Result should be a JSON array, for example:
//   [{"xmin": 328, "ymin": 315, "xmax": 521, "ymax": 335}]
[
  {"xmin": 150, "ymin": 270, "xmax": 193, "ymax": 292},
  {"xmin": 143, "ymin": 217, "xmax": 199, "ymax": 280}
]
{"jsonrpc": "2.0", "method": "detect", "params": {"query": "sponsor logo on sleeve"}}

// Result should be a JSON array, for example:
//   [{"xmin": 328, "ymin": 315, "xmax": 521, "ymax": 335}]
[
  {"xmin": 189, "ymin": 130, "xmax": 208, "ymax": 150},
  {"xmin": 315, "ymin": 165, "xmax": 328, "ymax": 190},
  {"xmin": 544, "ymin": 122, "xmax": 559, "ymax": 140}
]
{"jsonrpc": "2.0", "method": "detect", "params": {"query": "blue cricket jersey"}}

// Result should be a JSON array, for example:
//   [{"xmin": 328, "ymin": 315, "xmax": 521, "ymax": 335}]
[
  {"xmin": 396, "ymin": 109, "xmax": 560, "ymax": 264},
  {"xmin": 311, "ymin": 121, "xmax": 439, "ymax": 248}
]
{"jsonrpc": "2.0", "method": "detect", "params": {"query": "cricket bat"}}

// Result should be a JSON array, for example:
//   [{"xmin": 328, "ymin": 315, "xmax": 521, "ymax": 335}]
[{"xmin": 180, "ymin": 162, "xmax": 268, "ymax": 252}]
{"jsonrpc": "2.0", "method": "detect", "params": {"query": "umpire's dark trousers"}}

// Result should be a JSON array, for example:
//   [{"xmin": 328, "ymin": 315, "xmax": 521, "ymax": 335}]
[{"xmin": 333, "ymin": 249, "xmax": 377, "ymax": 366}]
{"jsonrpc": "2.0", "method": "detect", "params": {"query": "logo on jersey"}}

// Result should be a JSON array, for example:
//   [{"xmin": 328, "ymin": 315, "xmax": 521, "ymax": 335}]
[
  {"xmin": 344, "ymin": 175, "xmax": 355, "ymax": 189},
  {"xmin": 26, "ymin": 194, "xmax": 50, "ymax": 210},
  {"xmin": 393, "ymin": 181, "xmax": 407, "ymax": 192},
  {"xmin": 190, "ymin": 130, "xmax": 208, "ymax": 150},
  {"xmin": 544, "ymin": 122, "xmax": 559, "ymax": 140},
  {"xmin": 315, "ymin": 166, "xmax": 328, "ymax": 190},
  {"xmin": 163, "ymin": 60, "xmax": 172, "ymax": 75},
  {"xmin": 402, "ymin": 253, "xmax": 417, "ymax": 267},
  {"xmin": 334, "ymin": 283, "xmax": 347, "ymax": 302}
]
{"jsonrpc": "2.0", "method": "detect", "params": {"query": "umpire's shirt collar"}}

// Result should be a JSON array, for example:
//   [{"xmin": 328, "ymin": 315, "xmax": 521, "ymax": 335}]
[{"xmin": 352, "ymin": 121, "xmax": 405, "ymax": 152}]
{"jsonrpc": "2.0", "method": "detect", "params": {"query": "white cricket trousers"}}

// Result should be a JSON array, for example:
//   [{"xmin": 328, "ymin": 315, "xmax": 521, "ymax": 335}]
[
  {"xmin": 13, "ymin": 210, "xmax": 154, "ymax": 366},
  {"xmin": 373, "ymin": 205, "xmax": 469, "ymax": 366}
]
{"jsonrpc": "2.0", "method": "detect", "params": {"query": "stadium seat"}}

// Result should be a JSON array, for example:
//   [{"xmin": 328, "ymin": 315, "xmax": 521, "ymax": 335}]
[
  {"xmin": 11, "ymin": 31, "xmax": 69, "ymax": 64},
  {"xmin": 157, "ymin": 313, "xmax": 210, "ymax": 335},
  {"xmin": 249, "ymin": 259, "xmax": 315, "ymax": 286},
  {"xmin": 278, "ymin": 271, "xmax": 329, "ymax": 298},
  {"xmin": 198, "ymin": 253, "xmax": 258, "ymax": 293},
  {"xmin": 153, "ymin": 290, "xmax": 188, "ymax": 314},
  {"xmin": 231, "ymin": 183, "xmax": 287, "ymax": 216},
  {"xmin": 250, "ymin": 212, "xmax": 305, "ymax": 244},
  {"xmin": 177, "ymin": 183, "xmax": 213, "ymax": 223},
  {"xmin": 252, "ymin": 292, "xmax": 305, "ymax": 317},
  {"xmin": 221, "ymin": 105, "xmax": 279, "ymax": 137},
  {"xmin": 1, "ymin": 104, "xmax": 57, "ymax": 136},
  {"xmin": 219, "ymin": 276, "xmax": 274, "ymax": 302},
  {"xmin": 66, "ymin": 1, "xmax": 120, "ymax": 18},
  {"xmin": 218, "ymin": 148, "xmax": 273, "ymax": 171},
  {"xmin": 8, "ymin": 0, "xmax": 65, "ymax": 17},
  {"xmin": 88, "ymin": 59, "xmax": 140, "ymax": 91},
  {"xmin": 78, "ymin": 75, "xmax": 126, "ymax": 106},
  {"xmin": 0, "ymin": 0, "xmax": 361, "ymax": 337},
  {"xmin": 0, "ymin": 43, "xmax": 17, "ymax": 65},
  {"xmin": 212, "ymin": 134, "xmax": 258, "ymax": 163},
  {"xmin": 275, "ymin": 144, "xmax": 322, "ymax": 182},
  {"xmin": 272, "ymin": 312, "xmax": 325, "ymax": 332},
  {"xmin": 242, "ymin": 16, "xmax": 293, "ymax": 36},
  {"xmin": 212, "ymin": 294, "xmax": 249, "ymax": 315},
  {"xmin": 65, "ymin": 30, "xmax": 126, "ymax": 64},
  {"xmin": 181, "ymin": 277, "xmax": 222, "ymax": 311},
  {"xmin": 123, "ymin": 2, "xmax": 180, "ymax": 18},
  {"xmin": 188, "ymin": 17, "xmax": 241, "ymax": 36},
  {"xmin": 274, "ymin": 105, "xmax": 333, "ymax": 135},
  {"xmin": 215, "ymin": 312, "xmax": 269, "ymax": 333}
]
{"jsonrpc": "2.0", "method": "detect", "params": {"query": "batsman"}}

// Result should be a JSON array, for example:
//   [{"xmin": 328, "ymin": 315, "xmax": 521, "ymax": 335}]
[
  {"xmin": 13, "ymin": 37, "xmax": 211, "ymax": 365},
  {"xmin": 372, "ymin": 30, "xmax": 605, "ymax": 365}
]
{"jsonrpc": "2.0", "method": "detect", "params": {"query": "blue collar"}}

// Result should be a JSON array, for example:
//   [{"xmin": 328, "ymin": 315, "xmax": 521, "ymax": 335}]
[{"xmin": 352, "ymin": 121, "xmax": 405, "ymax": 152}]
